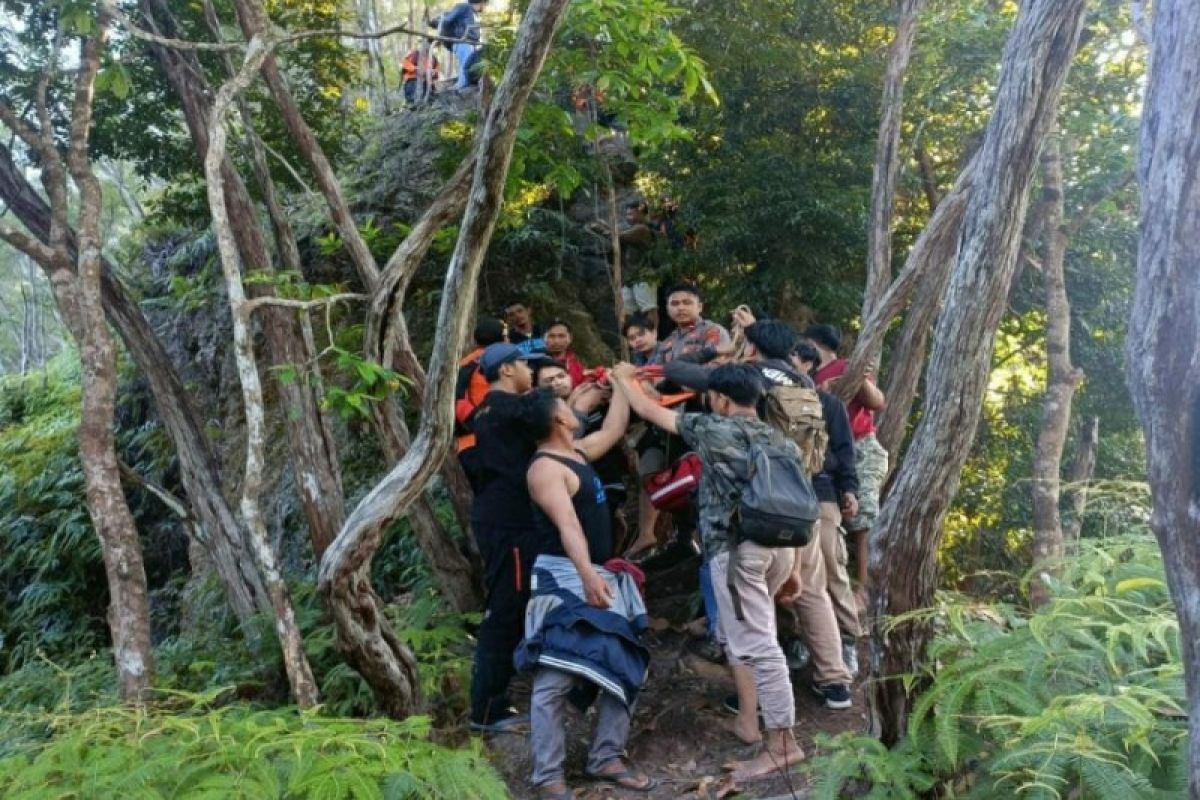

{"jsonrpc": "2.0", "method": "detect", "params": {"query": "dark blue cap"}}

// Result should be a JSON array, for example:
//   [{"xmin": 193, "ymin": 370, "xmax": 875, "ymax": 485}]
[{"xmin": 479, "ymin": 342, "xmax": 547, "ymax": 380}]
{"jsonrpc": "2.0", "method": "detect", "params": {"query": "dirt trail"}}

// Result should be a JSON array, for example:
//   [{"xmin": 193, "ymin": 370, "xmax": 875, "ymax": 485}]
[{"xmin": 484, "ymin": 553, "xmax": 868, "ymax": 799}]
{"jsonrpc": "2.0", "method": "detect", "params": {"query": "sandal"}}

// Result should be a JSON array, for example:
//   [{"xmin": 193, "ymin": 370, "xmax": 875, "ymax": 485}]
[
  {"xmin": 585, "ymin": 760, "xmax": 657, "ymax": 793},
  {"xmin": 536, "ymin": 786, "xmax": 572, "ymax": 800}
]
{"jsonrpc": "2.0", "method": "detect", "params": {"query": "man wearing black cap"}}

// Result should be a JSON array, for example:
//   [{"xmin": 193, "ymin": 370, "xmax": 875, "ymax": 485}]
[{"xmin": 469, "ymin": 343, "xmax": 549, "ymax": 732}]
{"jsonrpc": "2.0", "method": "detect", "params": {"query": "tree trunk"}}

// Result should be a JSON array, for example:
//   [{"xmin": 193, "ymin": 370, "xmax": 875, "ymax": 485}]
[
  {"xmin": 205, "ymin": 31, "xmax": 319, "ymax": 708},
  {"xmin": 202, "ymin": 0, "xmax": 346, "ymax": 560},
  {"xmin": 863, "ymin": 0, "xmax": 926, "ymax": 321},
  {"xmin": 1125, "ymin": 1, "xmax": 1200, "ymax": 791},
  {"xmin": 867, "ymin": 0, "xmax": 1088, "ymax": 744},
  {"xmin": 0, "ymin": 144, "xmax": 271, "ymax": 634},
  {"xmin": 1062, "ymin": 415, "xmax": 1098, "ymax": 546},
  {"xmin": 69, "ymin": 22, "xmax": 155, "ymax": 703},
  {"xmin": 141, "ymin": 0, "xmax": 347, "ymax": 563},
  {"xmin": 319, "ymin": 0, "xmax": 572, "ymax": 717},
  {"xmin": 1029, "ymin": 134, "xmax": 1084, "ymax": 608}
]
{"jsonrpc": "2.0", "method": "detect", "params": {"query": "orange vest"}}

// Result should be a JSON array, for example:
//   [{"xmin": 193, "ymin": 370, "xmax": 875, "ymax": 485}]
[
  {"xmin": 454, "ymin": 348, "xmax": 489, "ymax": 452},
  {"xmin": 402, "ymin": 49, "xmax": 440, "ymax": 82}
]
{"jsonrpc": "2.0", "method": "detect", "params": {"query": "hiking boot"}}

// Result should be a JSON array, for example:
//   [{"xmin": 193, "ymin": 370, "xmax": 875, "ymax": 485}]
[
  {"xmin": 785, "ymin": 639, "xmax": 811, "ymax": 672},
  {"xmin": 469, "ymin": 709, "xmax": 529, "ymax": 733},
  {"xmin": 810, "ymin": 682, "xmax": 852, "ymax": 710},
  {"xmin": 842, "ymin": 639, "xmax": 860, "ymax": 677}
]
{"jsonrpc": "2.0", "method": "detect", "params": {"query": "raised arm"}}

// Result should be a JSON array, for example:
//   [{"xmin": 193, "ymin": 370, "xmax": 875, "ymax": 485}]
[
  {"xmin": 528, "ymin": 461, "xmax": 614, "ymax": 608},
  {"xmin": 577, "ymin": 380, "xmax": 630, "ymax": 462},
  {"xmin": 611, "ymin": 362, "xmax": 679, "ymax": 435}
]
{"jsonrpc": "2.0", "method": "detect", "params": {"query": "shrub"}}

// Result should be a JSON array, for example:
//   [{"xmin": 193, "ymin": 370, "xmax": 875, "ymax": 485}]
[
  {"xmin": 805, "ymin": 536, "xmax": 1188, "ymax": 799},
  {"xmin": 0, "ymin": 698, "xmax": 507, "ymax": 799}
]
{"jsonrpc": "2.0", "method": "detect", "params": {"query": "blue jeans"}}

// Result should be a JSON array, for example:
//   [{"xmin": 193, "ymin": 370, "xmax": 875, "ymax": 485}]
[
  {"xmin": 700, "ymin": 560, "xmax": 719, "ymax": 640},
  {"xmin": 453, "ymin": 43, "xmax": 476, "ymax": 88}
]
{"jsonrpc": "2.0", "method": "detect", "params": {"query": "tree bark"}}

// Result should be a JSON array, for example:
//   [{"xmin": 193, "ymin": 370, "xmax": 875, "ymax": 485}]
[
  {"xmin": 70, "ymin": 20, "xmax": 155, "ymax": 703},
  {"xmin": 201, "ymin": 0, "xmax": 345, "ymax": 560},
  {"xmin": 141, "ymin": 0, "xmax": 347, "ymax": 563},
  {"xmin": 1029, "ymin": 134, "xmax": 1084, "ymax": 608},
  {"xmin": 1062, "ymin": 415, "xmax": 1098, "ymax": 546},
  {"xmin": 0, "ymin": 142, "xmax": 271, "ymax": 632},
  {"xmin": 1125, "ymin": 1, "xmax": 1200, "ymax": 791},
  {"xmin": 205, "ymin": 31, "xmax": 318, "ymax": 708},
  {"xmin": 863, "ymin": 0, "xmax": 926, "ymax": 321},
  {"xmin": 867, "ymin": 0, "xmax": 1088, "ymax": 744},
  {"xmin": 319, "ymin": 0, "xmax": 572, "ymax": 718}
]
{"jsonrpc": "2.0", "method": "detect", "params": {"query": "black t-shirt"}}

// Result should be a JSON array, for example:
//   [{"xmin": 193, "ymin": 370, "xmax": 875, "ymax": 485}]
[
  {"xmin": 508, "ymin": 323, "xmax": 545, "ymax": 347},
  {"xmin": 529, "ymin": 451, "xmax": 613, "ymax": 564},
  {"xmin": 470, "ymin": 389, "xmax": 537, "ymax": 524}
]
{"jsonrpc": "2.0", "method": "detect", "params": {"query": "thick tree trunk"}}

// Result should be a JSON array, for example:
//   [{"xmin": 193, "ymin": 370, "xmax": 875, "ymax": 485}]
[
  {"xmin": 863, "ymin": 0, "xmax": 926, "ymax": 321},
  {"xmin": 867, "ymin": 0, "xmax": 1087, "ymax": 744},
  {"xmin": 141, "ymin": 0, "xmax": 347, "ymax": 562},
  {"xmin": 319, "ymin": 0, "xmax": 572, "ymax": 717},
  {"xmin": 1029, "ymin": 135, "xmax": 1084, "ymax": 608},
  {"xmin": 0, "ymin": 143, "xmax": 270, "ymax": 630},
  {"xmin": 69, "ymin": 23, "xmax": 155, "ymax": 702},
  {"xmin": 1125, "ymin": 2, "xmax": 1200, "ymax": 791},
  {"xmin": 1062, "ymin": 415, "xmax": 1099, "ymax": 546},
  {"xmin": 205, "ymin": 32, "xmax": 318, "ymax": 708}
]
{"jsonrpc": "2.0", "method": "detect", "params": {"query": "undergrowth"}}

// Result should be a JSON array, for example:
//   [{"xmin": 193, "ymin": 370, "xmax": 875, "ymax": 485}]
[
  {"xmin": 805, "ymin": 536, "xmax": 1187, "ymax": 799},
  {"xmin": 0, "ymin": 695, "xmax": 507, "ymax": 799}
]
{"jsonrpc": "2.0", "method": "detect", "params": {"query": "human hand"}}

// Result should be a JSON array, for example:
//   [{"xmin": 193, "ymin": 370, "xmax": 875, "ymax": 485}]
[
  {"xmin": 611, "ymin": 362, "xmax": 638, "ymax": 383},
  {"xmin": 731, "ymin": 306, "xmax": 756, "ymax": 330},
  {"xmin": 775, "ymin": 571, "xmax": 802, "ymax": 605},
  {"xmin": 583, "ymin": 568, "xmax": 615, "ymax": 609},
  {"xmin": 841, "ymin": 493, "xmax": 859, "ymax": 520}
]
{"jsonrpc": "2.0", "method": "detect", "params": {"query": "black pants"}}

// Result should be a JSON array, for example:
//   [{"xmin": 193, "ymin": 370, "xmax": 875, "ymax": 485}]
[{"xmin": 469, "ymin": 521, "xmax": 532, "ymax": 724}]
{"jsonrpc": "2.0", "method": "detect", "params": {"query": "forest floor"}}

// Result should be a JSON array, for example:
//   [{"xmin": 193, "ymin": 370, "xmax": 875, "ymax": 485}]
[{"xmin": 484, "ymin": 553, "xmax": 869, "ymax": 799}]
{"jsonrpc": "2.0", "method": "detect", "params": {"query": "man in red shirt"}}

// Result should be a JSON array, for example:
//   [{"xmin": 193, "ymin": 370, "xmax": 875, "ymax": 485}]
[
  {"xmin": 803, "ymin": 324, "xmax": 888, "ymax": 604},
  {"xmin": 543, "ymin": 320, "xmax": 587, "ymax": 386}
]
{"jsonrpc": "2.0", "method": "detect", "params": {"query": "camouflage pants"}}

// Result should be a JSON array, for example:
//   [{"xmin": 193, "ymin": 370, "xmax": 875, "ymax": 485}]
[{"xmin": 844, "ymin": 432, "xmax": 888, "ymax": 533}]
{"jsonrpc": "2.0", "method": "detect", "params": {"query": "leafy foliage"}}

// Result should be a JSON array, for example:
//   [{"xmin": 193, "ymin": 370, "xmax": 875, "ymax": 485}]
[
  {"xmin": 805, "ymin": 537, "xmax": 1187, "ymax": 799},
  {"xmin": 0, "ymin": 697, "xmax": 507, "ymax": 799}
]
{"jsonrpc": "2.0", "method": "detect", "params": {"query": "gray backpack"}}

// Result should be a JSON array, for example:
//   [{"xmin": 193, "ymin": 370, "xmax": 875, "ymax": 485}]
[{"xmin": 727, "ymin": 439, "xmax": 819, "ymax": 620}]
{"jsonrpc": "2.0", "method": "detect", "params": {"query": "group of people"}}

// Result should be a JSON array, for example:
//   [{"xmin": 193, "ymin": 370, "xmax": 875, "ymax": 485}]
[
  {"xmin": 402, "ymin": 0, "xmax": 487, "ymax": 104},
  {"xmin": 453, "ymin": 284, "xmax": 888, "ymax": 798}
]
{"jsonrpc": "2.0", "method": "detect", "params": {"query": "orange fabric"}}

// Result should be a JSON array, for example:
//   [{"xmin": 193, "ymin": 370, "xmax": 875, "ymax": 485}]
[
  {"xmin": 402, "ymin": 49, "xmax": 440, "ymax": 82},
  {"xmin": 455, "ymin": 348, "xmax": 488, "ymax": 452}
]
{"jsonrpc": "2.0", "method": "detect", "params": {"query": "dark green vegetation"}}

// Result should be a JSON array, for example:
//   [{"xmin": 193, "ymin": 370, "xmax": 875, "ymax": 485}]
[{"xmin": 0, "ymin": 0, "xmax": 1169, "ymax": 797}]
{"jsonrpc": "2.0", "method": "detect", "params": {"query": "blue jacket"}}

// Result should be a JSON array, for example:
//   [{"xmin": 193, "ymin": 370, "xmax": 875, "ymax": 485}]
[
  {"xmin": 515, "ymin": 556, "xmax": 650, "ymax": 707},
  {"xmin": 438, "ymin": 3, "xmax": 482, "ymax": 43}
]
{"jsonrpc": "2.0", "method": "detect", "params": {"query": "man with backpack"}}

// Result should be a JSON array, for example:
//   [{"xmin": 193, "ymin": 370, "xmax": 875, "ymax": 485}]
[{"xmin": 611, "ymin": 361, "xmax": 809, "ymax": 780}]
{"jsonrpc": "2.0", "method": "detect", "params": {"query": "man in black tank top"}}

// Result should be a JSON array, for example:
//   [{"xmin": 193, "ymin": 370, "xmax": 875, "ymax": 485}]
[{"xmin": 523, "ymin": 389, "xmax": 655, "ymax": 796}]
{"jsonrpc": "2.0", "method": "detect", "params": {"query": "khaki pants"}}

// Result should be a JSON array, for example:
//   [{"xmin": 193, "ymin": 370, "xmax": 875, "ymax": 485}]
[
  {"xmin": 779, "ymin": 524, "xmax": 853, "ymax": 686},
  {"xmin": 711, "ymin": 543, "xmax": 795, "ymax": 730},
  {"xmin": 818, "ymin": 502, "xmax": 863, "ymax": 639}
]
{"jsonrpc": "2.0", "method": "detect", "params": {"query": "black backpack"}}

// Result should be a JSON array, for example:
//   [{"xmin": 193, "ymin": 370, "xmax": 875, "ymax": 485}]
[{"xmin": 727, "ymin": 438, "xmax": 819, "ymax": 620}]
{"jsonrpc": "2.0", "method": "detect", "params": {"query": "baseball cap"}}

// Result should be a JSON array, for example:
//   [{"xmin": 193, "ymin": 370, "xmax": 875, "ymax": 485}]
[{"xmin": 479, "ymin": 342, "xmax": 547, "ymax": 380}]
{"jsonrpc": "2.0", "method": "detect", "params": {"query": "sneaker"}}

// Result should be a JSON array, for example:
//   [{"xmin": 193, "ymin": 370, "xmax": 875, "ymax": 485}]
[
  {"xmin": 469, "ymin": 709, "xmax": 529, "ymax": 733},
  {"xmin": 811, "ymin": 682, "xmax": 853, "ymax": 710},
  {"xmin": 785, "ymin": 639, "xmax": 811, "ymax": 672},
  {"xmin": 842, "ymin": 639, "xmax": 860, "ymax": 677}
]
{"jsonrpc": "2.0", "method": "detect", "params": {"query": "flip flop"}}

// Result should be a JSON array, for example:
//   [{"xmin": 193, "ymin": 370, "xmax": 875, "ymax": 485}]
[{"xmin": 585, "ymin": 763, "xmax": 657, "ymax": 793}]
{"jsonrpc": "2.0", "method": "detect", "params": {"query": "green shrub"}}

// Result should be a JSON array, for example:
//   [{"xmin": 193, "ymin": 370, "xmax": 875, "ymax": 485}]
[
  {"xmin": 805, "ymin": 536, "xmax": 1188, "ymax": 799},
  {"xmin": 0, "ymin": 698, "xmax": 507, "ymax": 799}
]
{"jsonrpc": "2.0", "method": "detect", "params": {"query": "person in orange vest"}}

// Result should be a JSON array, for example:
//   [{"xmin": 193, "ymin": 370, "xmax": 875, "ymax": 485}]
[
  {"xmin": 455, "ymin": 318, "xmax": 507, "ymax": 489},
  {"xmin": 402, "ymin": 43, "xmax": 440, "ymax": 105}
]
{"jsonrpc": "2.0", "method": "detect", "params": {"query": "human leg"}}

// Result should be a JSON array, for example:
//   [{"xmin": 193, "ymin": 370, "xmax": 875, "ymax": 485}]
[
  {"xmin": 452, "ymin": 43, "xmax": 475, "ymax": 88},
  {"xmin": 817, "ymin": 502, "xmax": 862, "ymax": 639},
  {"xmin": 793, "ymin": 529, "xmax": 853, "ymax": 688},
  {"xmin": 470, "ymin": 524, "xmax": 528, "ymax": 726},
  {"xmin": 529, "ymin": 668, "xmax": 575, "ymax": 790}
]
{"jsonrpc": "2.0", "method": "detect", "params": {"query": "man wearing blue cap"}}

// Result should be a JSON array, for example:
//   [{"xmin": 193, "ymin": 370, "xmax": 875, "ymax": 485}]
[{"xmin": 469, "ymin": 343, "xmax": 549, "ymax": 732}]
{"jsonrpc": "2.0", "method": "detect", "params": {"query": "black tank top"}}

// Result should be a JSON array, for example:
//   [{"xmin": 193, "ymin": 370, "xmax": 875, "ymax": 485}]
[{"xmin": 530, "ymin": 451, "xmax": 613, "ymax": 564}]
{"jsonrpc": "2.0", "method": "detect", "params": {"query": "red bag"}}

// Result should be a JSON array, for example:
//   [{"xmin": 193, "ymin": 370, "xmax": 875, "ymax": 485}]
[{"xmin": 643, "ymin": 452, "xmax": 702, "ymax": 512}]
